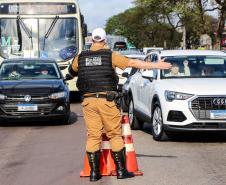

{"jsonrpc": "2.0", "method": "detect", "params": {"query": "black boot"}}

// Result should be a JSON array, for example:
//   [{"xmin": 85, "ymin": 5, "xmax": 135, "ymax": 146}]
[
  {"xmin": 86, "ymin": 151, "xmax": 102, "ymax": 182},
  {"xmin": 112, "ymin": 148, "xmax": 135, "ymax": 179}
]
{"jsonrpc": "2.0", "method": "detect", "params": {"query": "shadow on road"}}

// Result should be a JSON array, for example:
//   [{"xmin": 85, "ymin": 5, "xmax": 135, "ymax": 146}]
[
  {"xmin": 70, "ymin": 91, "xmax": 82, "ymax": 103},
  {"xmin": 69, "ymin": 111, "xmax": 78, "ymax": 124},
  {"xmin": 0, "ymin": 112, "xmax": 78, "ymax": 127},
  {"xmin": 136, "ymin": 154, "xmax": 177, "ymax": 158},
  {"xmin": 141, "ymin": 122, "xmax": 226, "ymax": 143}
]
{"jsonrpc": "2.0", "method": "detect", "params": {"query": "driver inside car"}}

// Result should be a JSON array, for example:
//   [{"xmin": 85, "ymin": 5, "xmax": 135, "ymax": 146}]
[
  {"xmin": 8, "ymin": 65, "xmax": 21, "ymax": 79},
  {"xmin": 165, "ymin": 60, "xmax": 190, "ymax": 77},
  {"xmin": 37, "ymin": 67, "xmax": 54, "ymax": 78}
]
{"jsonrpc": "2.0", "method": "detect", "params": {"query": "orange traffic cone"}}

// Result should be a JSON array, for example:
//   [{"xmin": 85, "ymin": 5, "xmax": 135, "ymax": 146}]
[
  {"xmin": 99, "ymin": 133, "xmax": 116, "ymax": 175},
  {"xmin": 79, "ymin": 154, "xmax": 90, "ymax": 177},
  {"xmin": 121, "ymin": 115, "xmax": 143, "ymax": 176},
  {"xmin": 80, "ymin": 133, "xmax": 116, "ymax": 177}
]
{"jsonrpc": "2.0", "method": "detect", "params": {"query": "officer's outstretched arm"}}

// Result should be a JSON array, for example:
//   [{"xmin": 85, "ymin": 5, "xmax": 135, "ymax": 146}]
[{"xmin": 128, "ymin": 58, "xmax": 172, "ymax": 70}]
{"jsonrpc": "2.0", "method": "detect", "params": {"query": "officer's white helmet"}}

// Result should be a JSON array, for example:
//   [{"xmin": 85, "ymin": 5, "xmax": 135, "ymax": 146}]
[{"xmin": 92, "ymin": 28, "xmax": 106, "ymax": 42}]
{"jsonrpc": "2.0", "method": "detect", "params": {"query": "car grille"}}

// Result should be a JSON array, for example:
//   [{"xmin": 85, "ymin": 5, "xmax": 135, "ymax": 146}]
[
  {"xmin": 5, "ymin": 95, "xmax": 49, "ymax": 103},
  {"xmin": 0, "ymin": 95, "xmax": 56, "ymax": 115},
  {"xmin": 191, "ymin": 97, "xmax": 226, "ymax": 120}
]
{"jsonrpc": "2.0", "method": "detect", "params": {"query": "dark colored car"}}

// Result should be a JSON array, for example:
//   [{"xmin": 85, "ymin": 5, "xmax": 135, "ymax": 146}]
[
  {"xmin": 0, "ymin": 58, "xmax": 70, "ymax": 124},
  {"xmin": 113, "ymin": 41, "xmax": 128, "ymax": 51}
]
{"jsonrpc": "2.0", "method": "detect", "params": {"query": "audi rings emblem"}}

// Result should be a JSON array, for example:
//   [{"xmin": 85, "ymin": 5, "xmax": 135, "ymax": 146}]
[
  {"xmin": 24, "ymin": 95, "xmax": 32, "ymax": 102},
  {"xmin": 213, "ymin": 98, "xmax": 226, "ymax": 106}
]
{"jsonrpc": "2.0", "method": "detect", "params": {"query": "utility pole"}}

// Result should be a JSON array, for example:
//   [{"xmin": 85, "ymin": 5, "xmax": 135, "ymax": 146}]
[{"xmin": 183, "ymin": 26, "xmax": 186, "ymax": 49}]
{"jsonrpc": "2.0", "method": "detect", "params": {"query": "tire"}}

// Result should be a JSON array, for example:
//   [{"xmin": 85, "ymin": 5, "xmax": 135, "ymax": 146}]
[
  {"xmin": 151, "ymin": 102, "xmax": 169, "ymax": 141},
  {"xmin": 55, "ymin": 114, "xmax": 70, "ymax": 125},
  {"xmin": 61, "ymin": 115, "xmax": 70, "ymax": 125},
  {"xmin": 128, "ymin": 98, "xmax": 144, "ymax": 130},
  {"xmin": 57, "ymin": 105, "xmax": 71, "ymax": 125}
]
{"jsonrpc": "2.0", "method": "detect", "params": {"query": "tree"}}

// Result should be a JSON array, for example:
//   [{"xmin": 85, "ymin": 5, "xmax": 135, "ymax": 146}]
[
  {"xmin": 105, "ymin": 6, "xmax": 181, "ymax": 48},
  {"xmin": 208, "ymin": 0, "xmax": 226, "ymax": 48},
  {"xmin": 106, "ymin": 0, "xmax": 221, "ymax": 49},
  {"xmin": 135, "ymin": 0, "xmax": 219, "ymax": 48}
]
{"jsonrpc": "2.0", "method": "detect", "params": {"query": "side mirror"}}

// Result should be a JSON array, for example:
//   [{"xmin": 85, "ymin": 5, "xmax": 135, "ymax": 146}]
[
  {"xmin": 80, "ymin": 14, "xmax": 88, "ymax": 37},
  {"xmin": 82, "ymin": 23, "xmax": 88, "ymax": 37},
  {"xmin": 122, "ymin": 72, "xmax": 129, "ymax": 78},
  {"xmin": 141, "ymin": 70, "xmax": 154, "ymax": 81},
  {"xmin": 64, "ymin": 74, "xmax": 73, "ymax": 82}
]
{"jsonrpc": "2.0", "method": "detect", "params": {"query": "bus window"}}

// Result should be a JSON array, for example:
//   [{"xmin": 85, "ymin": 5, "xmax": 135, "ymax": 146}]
[{"xmin": 0, "ymin": 0, "xmax": 85, "ymax": 92}]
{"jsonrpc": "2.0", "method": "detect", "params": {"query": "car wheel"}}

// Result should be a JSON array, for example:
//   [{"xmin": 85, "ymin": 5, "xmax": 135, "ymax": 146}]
[
  {"xmin": 128, "ymin": 98, "xmax": 143, "ymax": 130},
  {"xmin": 58, "ymin": 107, "xmax": 71, "ymax": 125},
  {"xmin": 121, "ymin": 95, "xmax": 128, "ymax": 112},
  {"xmin": 151, "ymin": 102, "xmax": 168, "ymax": 141},
  {"xmin": 62, "ymin": 115, "xmax": 71, "ymax": 125}
]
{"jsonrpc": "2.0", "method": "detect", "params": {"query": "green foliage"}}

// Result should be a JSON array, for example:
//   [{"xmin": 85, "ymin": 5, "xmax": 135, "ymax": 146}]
[
  {"xmin": 105, "ymin": 0, "xmax": 220, "ymax": 49},
  {"xmin": 105, "ymin": 6, "xmax": 181, "ymax": 49}
]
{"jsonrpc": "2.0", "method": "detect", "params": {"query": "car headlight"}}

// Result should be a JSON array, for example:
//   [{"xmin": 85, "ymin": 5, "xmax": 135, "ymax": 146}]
[
  {"xmin": 0, "ymin": 94, "xmax": 6, "ymax": 100},
  {"xmin": 165, "ymin": 91, "xmax": 193, "ymax": 102},
  {"xmin": 49, "ymin": 91, "xmax": 67, "ymax": 99}
]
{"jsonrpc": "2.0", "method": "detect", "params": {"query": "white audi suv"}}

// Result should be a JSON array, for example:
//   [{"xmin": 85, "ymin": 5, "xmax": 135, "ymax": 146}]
[{"xmin": 127, "ymin": 50, "xmax": 226, "ymax": 141}]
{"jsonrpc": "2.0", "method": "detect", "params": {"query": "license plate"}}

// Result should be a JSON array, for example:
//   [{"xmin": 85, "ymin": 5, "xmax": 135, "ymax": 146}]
[
  {"xmin": 17, "ymin": 104, "xmax": 38, "ymax": 112},
  {"xmin": 210, "ymin": 110, "xmax": 226, "ymax": 120}
]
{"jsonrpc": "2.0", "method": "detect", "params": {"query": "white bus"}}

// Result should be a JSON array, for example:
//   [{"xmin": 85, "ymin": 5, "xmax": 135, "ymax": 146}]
[{"xmin": 0, "ymin": 0, "xmax": 87, "ymax": 91}]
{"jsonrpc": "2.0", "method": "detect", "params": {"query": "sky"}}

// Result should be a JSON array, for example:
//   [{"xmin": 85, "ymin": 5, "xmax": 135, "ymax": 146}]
[{"xmin": 78, "ymin": 0, "xmax": 133, "ymax": 32}]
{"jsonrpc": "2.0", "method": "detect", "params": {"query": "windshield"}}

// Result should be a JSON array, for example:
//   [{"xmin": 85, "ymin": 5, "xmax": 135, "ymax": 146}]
[
  {"xmin": 0, "ymin": 18, "xmax": 78, "ymax": 61},
  {"xmin": 0, "ymin": 62, "xmax": 61, "ymax": 80},
  {"xmin": 162, "ymin": 56, "xmax": 226, "ymax": 78},
  {"xmin": 113, "ymin": 41, "xmax": 128, "ymax": 51}
]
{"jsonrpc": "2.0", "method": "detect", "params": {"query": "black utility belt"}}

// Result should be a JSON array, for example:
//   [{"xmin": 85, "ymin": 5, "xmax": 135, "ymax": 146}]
[{"xmin": 83, "ymin": 92, "xmax": 118, "ymax": 101}]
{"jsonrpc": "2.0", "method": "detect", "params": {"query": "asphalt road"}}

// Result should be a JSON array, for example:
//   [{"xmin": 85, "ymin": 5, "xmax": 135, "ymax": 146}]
[{"xmin": 1, "ymin": 101, "xmax": 226, "ymax": 185}]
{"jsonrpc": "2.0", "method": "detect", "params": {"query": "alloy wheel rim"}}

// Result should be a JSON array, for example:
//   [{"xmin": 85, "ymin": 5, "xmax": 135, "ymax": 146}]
[
  {"xmin": 152, "ymin": 107, "xmax": 163, "ymax": 136},
  {"xmin": 128, "ymin": 100, "xmax": 134, "ymax": 125}
]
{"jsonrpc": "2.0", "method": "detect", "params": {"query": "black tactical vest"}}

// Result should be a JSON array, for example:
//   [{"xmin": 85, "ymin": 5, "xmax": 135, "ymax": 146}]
[{"xmin": 77, "ymin": 49, "xmax": 118, "ymax": 94}]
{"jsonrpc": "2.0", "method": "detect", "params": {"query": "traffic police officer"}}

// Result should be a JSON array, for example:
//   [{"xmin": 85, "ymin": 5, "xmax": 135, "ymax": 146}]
[{"xmin": 68, "ymin": 28, "xmax": 171, "ymax": 182}]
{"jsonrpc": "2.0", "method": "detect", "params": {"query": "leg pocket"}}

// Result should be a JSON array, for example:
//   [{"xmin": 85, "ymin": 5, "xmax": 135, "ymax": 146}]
[
  {"xmin": 104, "ymin": 101, "xmax": 117, "ymax": 109},
  {"xmin": 81, "ymin": 100, "xmax": 90, "ymax": 107}
]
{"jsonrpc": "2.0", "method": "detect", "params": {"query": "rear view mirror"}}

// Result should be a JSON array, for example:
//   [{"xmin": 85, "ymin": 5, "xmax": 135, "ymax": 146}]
[
  {"xmin": 64, "ymin": 74, "xmax": 73, "ymax": 82},
  {"xmin": 82, "ymin": 23, "xmax": 88, "ymax": 37},
  {"xmin": 81, "ymin": 14, "xmax": 88, "ymax": 37},
  {"xmin": 141, "ymin": 70, "xmax": 154, "ymax": 80}
]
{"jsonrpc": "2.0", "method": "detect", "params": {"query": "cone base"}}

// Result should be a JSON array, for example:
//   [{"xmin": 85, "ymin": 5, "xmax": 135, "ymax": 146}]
[{"xmin": 80, "ymin": 171, "xmax": 143, "ymax": 177}]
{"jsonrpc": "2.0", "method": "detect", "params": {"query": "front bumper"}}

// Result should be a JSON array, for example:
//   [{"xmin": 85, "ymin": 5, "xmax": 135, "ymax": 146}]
[
  {"xmin": 0, "ymin": 113, "xmax": 69, "ymax": 123},
  {"xmin": 161, "ymin": 97, "xmax": 226, "ymax": 131},
  {"xmin": 164, "ymin": 122, "xmax": 226, "ymax": 132},
  {"xmin": 0, "ymin": 102, "xmax": 70, "ymax": 123}
]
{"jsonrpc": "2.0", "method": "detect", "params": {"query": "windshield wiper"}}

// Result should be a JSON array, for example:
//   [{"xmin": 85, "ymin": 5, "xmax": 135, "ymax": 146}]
[
  {"xmin": 17, "ymin": 16, "xmax": 33, "ymax": 50},
  {"xmin": 43, "ymin": 16, "xmax": 59, "ymax": 51}
]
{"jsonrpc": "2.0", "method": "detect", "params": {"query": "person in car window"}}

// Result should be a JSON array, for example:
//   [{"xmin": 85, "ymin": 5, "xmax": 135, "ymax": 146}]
[
  {"xmin": 165, "ymin": 60, "xmax": 190, "ymax": 77},
  {"xmin": 38, "ymin": 67, "xmax": 54, "ymax": 78},
  {"xmin": 8, "ymin": 66, "xmax": 21, "ymax": 79},
  {"xmin": 201, "ymin": 66, "xmax": 223, "ymax": 76}
]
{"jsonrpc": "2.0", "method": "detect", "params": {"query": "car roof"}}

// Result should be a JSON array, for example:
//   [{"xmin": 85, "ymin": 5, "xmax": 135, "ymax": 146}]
[
  {"xmin": 3, "ymin": 58, "xmax": 56, "ymax": 63},
  {"xmin": 148, "ymin": 50, "xmax": 226, "ymax": 57}
]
